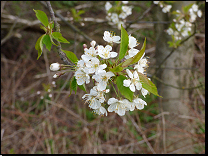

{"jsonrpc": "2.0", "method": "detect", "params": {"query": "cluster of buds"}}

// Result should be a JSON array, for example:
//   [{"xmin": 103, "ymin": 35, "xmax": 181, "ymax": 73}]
[
  {"xmin": 105, "ymin": 1, "xmax": 132, "ymax": 29},
  {"xmin": 70, "ymin": 30, "xmax": 149, "ymax": 116}
]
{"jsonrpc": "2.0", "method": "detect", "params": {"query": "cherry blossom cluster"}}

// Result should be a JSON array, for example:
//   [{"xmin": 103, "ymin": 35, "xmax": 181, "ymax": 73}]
[
  {"xmin": 105, "ymin": 1, "xmax": 132, "ymax": 29},
  {"xmin": 166, "ymin": 3, "xmax": 202, "ymax": 40},
  {"xmin": 154, "ymin": 2, "xmax": 202, "ymax": 41},
  {"xmin": 54, "ymin": 31, "xmax": 149, "ymax": 116}
]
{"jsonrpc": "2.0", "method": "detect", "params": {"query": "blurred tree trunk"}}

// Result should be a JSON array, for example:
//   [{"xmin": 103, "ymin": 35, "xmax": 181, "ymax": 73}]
[{"xmin": 153, "ymin": 1, "xmax": 194, "ymax": 154}]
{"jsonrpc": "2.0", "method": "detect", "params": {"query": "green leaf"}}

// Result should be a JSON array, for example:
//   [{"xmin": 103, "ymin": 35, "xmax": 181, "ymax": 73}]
[
  {"xmin": 52, "ymin": 32, "xmax": 69, "ymax": 43},
  {"xmin": 137, "ymin": 72, "xmax": 161, "ymax": 97},
  {"xmin": 116, "ymin": 75, "xmax": 133, "ymax": 101},
  {"xmin": 121, "ymin": 38, "xmax": 146, "ymax": 67},
  {"xmin": 78, "ymin": 84, "xmax": 87, "ymax": 93},
  {"xmin": 71, "ymin": 76, "xmax": 78, "ymax": 94},
  {"xmin": 42, "ymin": 35, "xmax": 52, "ymax": 51},
  {"xmin": 62, "ymin": 49, "xmax": 78, "ymax": 64},
  {"xmin": 33, "ymin": 9, "xmax": 49, "ymax": 27},
  {"xmin": 35, "ymin": 34, "xmax": 45, "ymax": 60},
  {"xmin": 119, "ymin": 25, "xmax": 129, "ymax": 60},
  {"xmin": 110, "ymin": 66, "xmax": 123, "ymax": 73},
  {"xmin": 183, "ymin": 3, "xmax": 194, "ymax": 13}
]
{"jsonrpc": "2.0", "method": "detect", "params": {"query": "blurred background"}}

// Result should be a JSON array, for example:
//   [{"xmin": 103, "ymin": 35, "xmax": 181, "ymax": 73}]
[{"xmin": 1, "ymin": 1, "xmax": 205, "ymax": 154}]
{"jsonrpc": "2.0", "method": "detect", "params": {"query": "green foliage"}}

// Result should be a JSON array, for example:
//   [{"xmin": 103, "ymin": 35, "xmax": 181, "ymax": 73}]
[
  {"xmin": 62, "ymin": 50, "xmax": 78, "ymax": 64},
  {"xmin": 42, "ymin": 35, "xmax": 52, "ymax": 51},
  {"xmin": 71, "ymin": 8, "xmax": 85, "ymax": 22},
  {"xmin": 33, "ymin": 9, "xmax": 49, "ymax": 27},
  {"xmin": 116, "ymin": 75, "xmax": 133, "ymax": 101},
  {"xmin": 121, "ymin": 38, "xmax": 146, "ymax": 67},
  {"xmin": 182, "ymin": 3, "xmax": 194, "ymax": 13},
  {"xmin": 119, "ymin": 25, "xmax": 129, "ymax": 60},
  {"xmin": 52, "ymin": 32, "xmax": 70, "ymax": 43},
  {"xmin": 35, "ymin": 34, "xmax": 45, "ymax": 60},
  {"xmin": 137, "ymin": 72, "xmax": 160, "ymax": 97}
]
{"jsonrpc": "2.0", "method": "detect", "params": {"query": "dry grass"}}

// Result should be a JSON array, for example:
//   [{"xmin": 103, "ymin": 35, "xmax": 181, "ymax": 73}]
[{"xmin": 1, "ymin": 1, "xmax": 205, "ymax": 154}]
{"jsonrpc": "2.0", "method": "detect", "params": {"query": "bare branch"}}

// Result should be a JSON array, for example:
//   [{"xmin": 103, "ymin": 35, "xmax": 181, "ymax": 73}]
[{"xmin": 45, "ymin": 1, "xmax": 71, "ymax": 65}]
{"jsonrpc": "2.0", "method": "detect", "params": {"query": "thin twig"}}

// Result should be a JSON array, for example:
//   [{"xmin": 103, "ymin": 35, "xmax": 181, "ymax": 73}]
[
  {"xmin": 151, "ymin": 75, "xmax": 203, "ymax": 90},
  {"xmin": 126, "ymin": 4, "xmax": 155, "ymax": 30},
  {"xmin": 41, "ymin": 1, "xmax": 93, "ymax": 42},
  {"xmin": 45, "ymin": 1, "xmax": 71, "ymax": 65},
  {"xmin": 127, "ymin": 113, "xmax": 156, "ymax": 154}
]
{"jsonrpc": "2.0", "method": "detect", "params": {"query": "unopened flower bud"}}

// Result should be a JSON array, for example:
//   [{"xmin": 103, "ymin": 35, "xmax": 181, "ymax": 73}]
[
  {"xmin": 50, "ymin": 63, "xmax": 60, "ymax": 71},
  {"xmin": 90, "ymin": 40, "xmax": 96, "ymax": 47},
  {"xmin": 83, "ymin": 44, "xmax": 87, "ymax": 50},
  {"xmin": 53, "ymin": 72, "xmax": 65, "ymax": 78}
]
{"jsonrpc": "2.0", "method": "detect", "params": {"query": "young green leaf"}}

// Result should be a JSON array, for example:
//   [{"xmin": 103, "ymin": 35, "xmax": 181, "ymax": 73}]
[
  {"xmin": 121, "ymin": 38, "xmax": 146, "ymax": 67},
  {"xmin": 116, "ymin": 75, "xmax": 133, "ymax": 101},
  {"xmin": 52, "ymin": 32, "xmax": 69, "ymax": 43},
  {"xmin": 62, "ymin": 49, "xmax": 78, "ymax": 64},
  {"xmin": 35, "ymin": 34, "xmax": 45, "ymax": 60},
  {"xmin": 33, "ymin": 9, "xmax": 49, "ymax": 27},
  {"xmin": 137, "ymin": 72, "xmax": 161, "ymax": 97},
  {"xmin": 110, "ymin": 66, "xmax": 123, "ymax": 73},
  {"xmin": 71, "ymin": 76, "xmax": 78, "ymax": 94},
  {"xmin": 78, "ymin": 83, "xmax": 87, "ymax": 93},
  {"xmin": 119, "ymin": 25, "xmax": 129, "ymax": 60},
  {"xmin": 42, "ymin": 35, "xmax": 52, "ymax": 51}
]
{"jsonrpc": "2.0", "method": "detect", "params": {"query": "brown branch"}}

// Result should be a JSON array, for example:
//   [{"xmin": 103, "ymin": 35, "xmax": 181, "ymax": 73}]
[{"xmin": 45, "ymin": 1, "xmax": 71, "ymax": 65}]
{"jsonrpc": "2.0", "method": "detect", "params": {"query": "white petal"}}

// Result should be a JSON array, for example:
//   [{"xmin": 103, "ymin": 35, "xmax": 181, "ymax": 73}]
[
  {"xmin": 108, "ymin": 103, "xmax": 116, "ymax": 112},
  {"xmin": 135, "ymin": 82, "xmax": 142, "ymax": 90},
  {"xmin": 97, "ymin": 81, "xmax": 107, "ymax": 91},
  {"xmin": 108, "ymin": 98, "xmax": 118, "ymax": 105},
  {"xmin": 105, "ymin": 45, "xmax": 112, "ymax": 51},
  {"xmin": 110, "ymin": 52, "xmax": 118, "ymax": 58},
  {"xmin": 123, "ymin": 79, "xmax": 131, "ymax": 87},
  {"xmin": 133, "ymin": 71, "xmax": 139, "ymax": 79},
  {"xmin": 126, "ymin": 69, "xmax": 133, "ymax": 79},
  {"xmin": 117, "ymin": 109, "xmax": 126, "ymax": 116},
  {"xmin": 130, "ymin": 83, "xmax": 135, "ymax": 92}
]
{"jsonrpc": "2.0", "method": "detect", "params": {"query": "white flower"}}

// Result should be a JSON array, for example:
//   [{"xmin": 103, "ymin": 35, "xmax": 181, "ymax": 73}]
[
  {"xmin": 134, "ymin": 58, "xmax": 148, "ymax": 74},
  {"xmin": 197, "ymin": 10, "xmax": 202, "ymax": 18},
  {"xmin": 105, "ymin": 2, "xmax": 112, "ymax": 11},
  {"xmin": 125, "ymin": 48, "xmax": 139, "ymax": 59},
  {"xmin": 50, "ymin": 63, "xmax": 60, "ymax": 71},
  {"xmin": 192, "ymin": 4, "xmax": 198, "ymax": 12},
  {"xmin": 117, "ymin": 21, "xmax": 125, "ymax": 29},
  {"xmin": 123, "ymin": 69, "xmax": 142, "ymax": 92},
  {"xmin": 81, "ymin": 46, "xmax": 98, "ymax": 62},
  {"xmin": 107, "ymin": 98, "xmax": 129, "ymax": 116},
  {"xmin": 92, "ymin": 70, "xmax": 115, "ymax": 91},
  {"xmin": 153, "ymin": 1, "xmax": 160, "ymax": 4},
  {"xmin": 119, "ymin": 12, "xmax": 128, "ymax": 19},
  {"xmin": 111, "ymin": 13, "xmax": 119, "ymax": 23},
  {"xmin": 82, "ymin": 88, "xmax": 102, "ymax": 109},
  {"xmin": 93, "ymin": 106, "xmax": 108, "ymax": 116},
  {"xmin": 141, "ymin": 88, "xmax": 149, "ymax": 97},
  {"xmin": 189, "ymin": 13, "xmax": 197, "ymax": 22},
  {"xmin": 122, "ymin": 6, "xmax": 132, "ymax": 16},
  {"xmin": 85, "ymin": 57, "xmax": 107, "ymax": 74},
  {"xmin": 103, "ymin": 31, "xmax": 120, "ymax": 44},
  {"xmin": 162, "ymin": 5, "xmax": 172, "ymax": 13},
  {"xmin": 128, "ymin": 35, "xmax": 138, "ymax": 49},
  {"xmin": 74, "ymin": 69, "xmax": 90, "ymax": 85},
  {"xmin": 166, "ymin": 28, "xmax": 174, "ymax": 35},
  {"xmin": 53, "ymin": 74, "xmax": 58, "ymax": 78},
  {"xmin": 98, "ymin": 45, "xmax": 118, "ymax": 59},
  {"xmin": 132, "ymin": 98, "xmax": 147, "ymax": 110}
]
